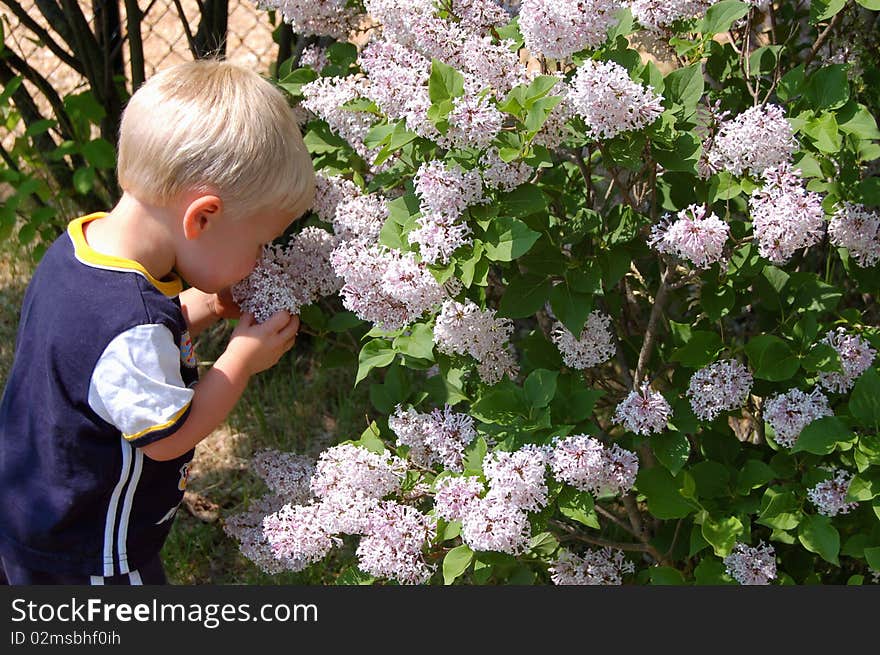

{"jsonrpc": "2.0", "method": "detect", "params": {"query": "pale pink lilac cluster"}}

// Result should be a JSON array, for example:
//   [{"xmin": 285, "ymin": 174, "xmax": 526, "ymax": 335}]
[
  {"xmin": 433, "ymin": 475, "xmax": 485, "ymax": 521},
  {"xmin": 459, "ymin": 495, "xmax": 533, "ymax": 554},
  {"xmin": 723, "ymin": 542, "xmax": 777, "ymax": 585},
  {"xmin": 356, "ymin": 501, "xmax": 437, "ymax": 585},
  {"xmin": 548, "ymin": 434, "xmax": 639, "ymax": 496},
  {"xmin": 299, "ymin": 44, "xmax": 329, "ymax": 71},
  {"xmin": 309, "ymin": 443, "xmax": 406, "ymax": 500},
  {"xmin": 748, "ymin": 165, "xmax": 826, "ymax": 265},
  {"xmin": 613, "ymin": 382, "xmax": 673, "ymax": 435},
  {"xmin": 483, "ymin": 446, "xmax": 549, "ymax": 512},
  {"xmin": 648, "ymin": 204, "xmax": 730, "ymax": 269},
  {"xmin": 828, "ymin": 202, "xmax": 880, "ymax": 267},
  {"xmin": 686, "ymin": 359, "xmax": 753, "ymax": 421},
  {"xmin": 519, "ymin": 0, "xmax": 621, "ymax": 59},
  {"xmin": 445, "ymin": 91, "xmax": 505, "ymax": 149},
  {"xmin": 530, "ymin": 74, "xmax": 575, "ymax": 150},
  {"xmin": 450, "ymin": 0, "xmax": 511, "ymax": 31},
  {"xmin": 816, "ymin": 328, "xmax": 876, "ymax": 394},
  {"xmin": 388, "ymin": 404, "xmax": 477, "ymax": 471},
  {"xmin": 413, "ymin": 161, "xmax": 486, "ymax": 221},
  {"xmin": 251, "ymin": 449, "xmax": 315, "ymax": 504},
  {"xmin": 567, "ymin": 59, "xmax": 664, "ymax": 140},
  {"xmin": 301, "ymin": 75, "xmax": 377, "ymax": 162},
  {"xmin": 332, "ymin": 193, "xmax": 389, "ymax": 244},
  {"xmin": 357, "ymin": 40, "xmax": 436, "ymax": 140},
  {"xmin": 479, "ymin": 148, "xmax": 535, "ymax": 192},
  {"xmin": 231, "ymin": 227, "xmax": 341, "ymax": 323},
  {"xmin": 312, "ymin": 173, "xmax": 361, "ymax": 223},
  {"xmin": 433, "ymin": 298, "xmax": 519, "ymax": 384},
  {"xmin": 807, "ymin": 468, "xmax": 859, "ymax": 517},
  {"xmin": 257, "ymin": 0, "xmax": 361, "ymax": 38},
  {"xmin": 223, "ymin": 494, "xmax": 291, "ymax": 574},
  {"xmin": 549, "ymin": 548, "xmax": 634, "ymax": 585},
  {"xmin": 262, "ymin": 502, "xmax": 342, "ymax": 570},
  {"xmin": 764, "ymin": 387, "xmax": 833, "ymax": 449},
  {"xmin": 330, "ymin": 243, "xmax": 446, "ymax": 330},
  {"xmin": 550, "ymin": 311, "xmax": 617, "ymax": 370},
  {"xmin": 630, "ymin": 0, "xmax": 710, "ymax": 30},
  {"xmin": 705, "ymin": 104, "xmax": 797, "ymax": 176}
]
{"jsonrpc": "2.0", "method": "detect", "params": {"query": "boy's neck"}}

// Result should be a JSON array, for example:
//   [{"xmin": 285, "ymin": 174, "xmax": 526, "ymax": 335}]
[{"xmin": 84, "ymin": 193, "xmax": 177, "ymax": 282}]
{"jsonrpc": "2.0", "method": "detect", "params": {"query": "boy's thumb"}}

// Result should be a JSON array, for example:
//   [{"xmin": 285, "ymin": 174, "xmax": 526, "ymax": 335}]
[{"xmin": 263, "ymin": 310, "xmax": 292, "ymax": 331}]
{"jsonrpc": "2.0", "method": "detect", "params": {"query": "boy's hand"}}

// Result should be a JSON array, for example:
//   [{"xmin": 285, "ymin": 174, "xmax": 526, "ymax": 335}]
[
  {"xmin": 222, "ymin": 311, "xmax": 300, "ymax": 376},
  {"xmin": 209, "ymin": 287, "xmax": 243, "ymax": 320}
]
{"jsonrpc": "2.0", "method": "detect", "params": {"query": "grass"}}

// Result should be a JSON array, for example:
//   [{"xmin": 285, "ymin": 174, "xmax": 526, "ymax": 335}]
[{"xmin": 0, "ymin": 239, "xmax": 374, "ymax": 585}]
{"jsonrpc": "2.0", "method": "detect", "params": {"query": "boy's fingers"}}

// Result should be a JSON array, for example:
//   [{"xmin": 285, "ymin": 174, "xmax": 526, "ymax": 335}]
[
  {"xmin": 262, "ymin": 310, "xmax": 292, "ymax": 331},
  {"xmin": 237, "ymin": 312, "xmax": 256, "ymax": 328}
]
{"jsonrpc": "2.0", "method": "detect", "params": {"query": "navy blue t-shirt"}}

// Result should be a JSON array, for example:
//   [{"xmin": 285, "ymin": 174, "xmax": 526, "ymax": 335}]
[{"xmin": 0, "ymin": 213, "xmax": 199, "ymax": 576}]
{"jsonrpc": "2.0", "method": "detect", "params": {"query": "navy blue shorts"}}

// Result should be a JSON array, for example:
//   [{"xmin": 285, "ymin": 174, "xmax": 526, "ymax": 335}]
[{"xmin": 0, "ymin": 556, "xmax": 167, "ymax": 585}]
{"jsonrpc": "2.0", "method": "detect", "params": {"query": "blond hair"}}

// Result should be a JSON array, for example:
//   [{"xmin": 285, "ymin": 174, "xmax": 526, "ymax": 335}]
[{"xmin": 118, "ymin": 59, "xmax": 314, "ymax": 220}]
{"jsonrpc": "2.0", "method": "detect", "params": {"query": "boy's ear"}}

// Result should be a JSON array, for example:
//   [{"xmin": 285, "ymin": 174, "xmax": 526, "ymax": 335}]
[{"xmin": 182, "ymin": 195, "xmax": 223, "ymax": 240}]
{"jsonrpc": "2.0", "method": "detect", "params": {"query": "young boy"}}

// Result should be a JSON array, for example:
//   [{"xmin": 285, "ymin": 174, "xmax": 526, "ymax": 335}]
[{"xmin": 0, "ymin": 59, "xmax": 315, "ymax": 584}]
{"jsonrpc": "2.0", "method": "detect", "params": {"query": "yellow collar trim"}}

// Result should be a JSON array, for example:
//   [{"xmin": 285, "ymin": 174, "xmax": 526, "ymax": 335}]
[{"xmin": 67, "ymin": 213, "xmax": 183, "ymax": 298}]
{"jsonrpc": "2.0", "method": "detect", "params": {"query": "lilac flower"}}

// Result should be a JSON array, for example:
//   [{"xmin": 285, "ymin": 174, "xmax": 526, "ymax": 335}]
[
  {"xmin": 224, "ymin": 494, "xmax": 292, "ymax": 574},
  {"xmin": 519, "ymin": 0, "xmax": 622, "ymax": 59},
  {"xmin": 299, "ymin": 44, "xmax": 329, "ymax": 71},
  {"xmin": 551, "ymin": 311, "xmax": 617, "ymax": 370},
  {"xmin": 631, "ymin": 0, "xmax": 710, "ymax": 30},
  {"xmin": 649, "ymin": 204, "xmax": 730, "ymax": 269},
  {"xmin": 433, "ymin": 298, "xmax": 519, "ymax": 385},
  {"xmin": 686, "ymin": 360, "xmax": 753, "ymax": 421},
  {"xmin": 723, "ymin": 542, "xmax": 777, "ymax": 585},
  {"xmin": 251, "ymin": 449, "xmax": 315, "ymax": 504},
  {"xmin": 388, "ymin": 404, "xmax": 477, "ymax": 472},
  {"xmin": 817, "ymin": 328, "xmax": 876, "ymax": 394},
  {"xmin": 807, "ymin": 468, "xmax": 859, "ymax": 517},
  {"xmin": 332, "ymin": 193, "xmax": 389, "ymax": 244},
  {"xmin": 258, "ymin": 0, "xmax": 361, "ymax": 38},
  {"xmin": 330, "ymin": 243, "xmax": 446, "ymax": 330},
  {"xmin": 568, "ymin": 59, "xmax": 664, "ymax": 140},
  {"xmin": 549, "ymin": 548, "xmax": 634, "ymax": 585},
  {"xmin": 706, "ymin": 104, "xmax": 797, "ymax": 176},
  {"xmin": 479, "ymin": 147, "xmax": 535, "ymax": 192},
  {"xmin": 613, "ymin": 382, "xmax": 673, "ymax": 435},
  {"xmin": 828, "ymin": 202, "xmax": 880, "ymax": 267},
  {"xmin": 301, "ymin": 75, "xmax": 376, "ymax": 162},
  {"xmin": 408, "ymin": 212, "xmax": 474, "ymax": 264},
  {"xmin": 413, "ymin": 160, "xmax": 486, "ymax": 222},
  {"xmin": 749, "ymin": 165, "xmax": 826, "ymax": 264},
  {"xmin": 262, "ymin": 502, "xmax": 341, "ymax": 569},
  {"xmin": 445, "ymin": 92, "xmax": 504, "ymax": 149},
  {"xmin": 548, "ymin": 435, "xmax": 639, "ymax": 496},
  {"xmin": 312, "ymin": 173, "xmax": 361, "ymax": 223},
  {"xmin": 434, "ymin": 476, "xmax": 485, "ymax": 522},
  {"xmin": 309, "ymin": 443, "xmax": 406, "ymax": 500},
  {"xmin": 450, "ymin": 0, "xmax": 511, "ymax": 32},
  {"xmin": 483, "ymin": 446, "xmax": 549, "ymax": 512},
  {"xmin": 764, "ymin": 387, "xmax": 833, "ymax": 449},
  {"xmin": 460, "ymin": 496, "xmax": 532, "ymax": 554},
  {"xmin": 356, "ymin": 501, "xmax": 436, "ymax": 585}
]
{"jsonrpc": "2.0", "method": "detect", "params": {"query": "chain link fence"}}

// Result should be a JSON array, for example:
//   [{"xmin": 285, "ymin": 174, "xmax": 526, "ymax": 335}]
[{"xmin": 0, "ymin": 0, "xmax": 280, "ymax": 101}]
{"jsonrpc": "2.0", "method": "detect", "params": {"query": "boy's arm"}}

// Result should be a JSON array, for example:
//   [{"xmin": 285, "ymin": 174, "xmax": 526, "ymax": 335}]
[
  {"xmin": 179, "ymin": 287, "xmax": 241, "ymax": 337},
  {"xmin": 141, "ymin": 311, "xmax": 299, "ymax": 462}
]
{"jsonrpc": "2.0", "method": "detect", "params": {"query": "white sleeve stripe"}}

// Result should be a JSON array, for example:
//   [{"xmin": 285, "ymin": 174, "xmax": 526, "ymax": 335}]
[{"xmin": 88, "ymin": 324, "xmax": 194, "ymax": 440}]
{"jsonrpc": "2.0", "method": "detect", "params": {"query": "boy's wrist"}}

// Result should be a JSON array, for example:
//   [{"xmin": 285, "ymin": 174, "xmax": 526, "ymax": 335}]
[{"xmin": 214, "ymin": 347, "xmax": 254, "ymax": 382}]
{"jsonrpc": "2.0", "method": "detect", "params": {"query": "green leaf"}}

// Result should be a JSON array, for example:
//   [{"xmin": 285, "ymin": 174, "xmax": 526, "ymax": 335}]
[
  {"xmin": 652, "ymin": 432, "xmax": 691, "ymax": 475},
  {"xmin": 757, "ymin": 488, "xmax": 801, "ymax": 530},
  {"xmin": 864, "ymin": 546, "xmax": 880, "ymax": 571},
  {"xmin": 701, "ymin": 515, "xmax": 743, "ymax": 557},
  {"xmin": 802, "ymin": 112, "xmax": 842, "ymax": 153},
  {"xmin": 811, "ymin": 0, "xmax": 846, "ymax": 23},
  {"xmin": 790, "ymin": 416, "xmax": 856, "ymax": 455},
  {"xmin": 463, "ymin": 436, "xmax": 488, "ymax": 474},
  {"xmin": 428, "ymin": 59, "xmax": 465, "ymax": 105},
  {"xmin": 690, "ymin": 461, "xmax": 731, "ymax": 499},
  {"xmin": 856, "ymin": 0, "xmax": 880, "ymax": 9},
  {"xmin": 356, "ymin": 339, "xmax": 396, "ymax": 385},
  {"xmin": 392, "ymin": 323, "xmax": 435, "ymax": 361},
  {"xmin": 663, "ymin": 64, "xmax": 704, "ymax": 117},
  {"xmin": 749, "ymin": 45, "xmax": 783, "ymax": 76},
  {"xmin": 849, "ymin": 367, "xmax": 880, "ymax": 430},
  {"xmin": 369, "ymin": 365, "xmax": 409, "ymax": 414},
  {"xmin": 358, "ymin": 421, "xmax": 386, "ymax": 455},
  {"xmin": 443, "ymin": 544, "xmax": 474, "ymax": 585},
  {"xmin": 736, "ymin": 460, "xmax": 776, "ymax": 495},
  {"xmin": 334, "ymin": 566, "xmax": 376, "ymax": 585},
  {"xmin": 798, "ymin": 514, "xmax": 840, "ymax": 565},
  {"xmin": 72, "ymin": 167, "xmax": 95, "ymax": 195},
  {"xmin": 498, "ymin": 274, "xmax": 552, "ymax": 318},
  {"xmin": 650, "ymin": 567, "xmax": 687, "ymax": 585},
  {"xmin": 670, "ymin": 330, "xmax": 724, "ymax": 368},
  {"xmin": 636, "ymin": 467, "xmax": 697, "ymax": 519},
  {"xmin": 745, "ymin": 335, "xmax": 799, "ymax": 381},
  {"xmin": 806, "ymin": 65, "xmax": 850, "ymax": 111},
  {"xmin": 694, "ymin": 558, "xmax": 735, "ymax": 585},
  {"xmin": 847, "ymin": 471, "xmax": 880, "ymax": 501},
  {"xmin": 276, "ymin": 67, "xmax": 318, "ymax": 97},
  {"xmin": 524, "ymin": 369, "xmax": 559, "ymax": 408},
  {"xmin": 700, "ymin": 1, "xmax": 750, "ymax": 34},
  {"xmin": 483, "ymin": 216, "xmax": 541, "ymax": 261},
  {"xmin": 557, "ymin": 487, "xmax": 599, "ymax": 529},
  {"xmin": 497, "ymin": 184, "xmax": 548, "ymax": 218},
  {"xmin": 548, "ymin": 282, "xmax": 592, "ymax": 337},
  {"xmin": 800, "ymin": 342, "xmax": 842, "ymax": 373}
]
